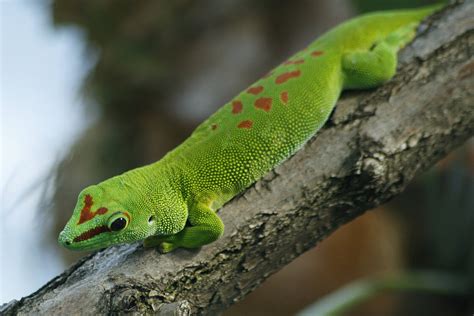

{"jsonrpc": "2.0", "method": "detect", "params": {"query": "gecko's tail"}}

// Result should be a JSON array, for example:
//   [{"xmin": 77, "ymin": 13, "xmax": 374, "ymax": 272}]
[
  {"xmin": 410, "ymin": 3, "xmax": 445, "ymax": 20},
  {"xmin": 382, "ymin": 3, "xmax": 445, "ymax": 25}
]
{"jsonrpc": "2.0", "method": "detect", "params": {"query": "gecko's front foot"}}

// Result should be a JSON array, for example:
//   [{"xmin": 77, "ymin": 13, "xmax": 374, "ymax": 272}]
[
  {"xmin": 144, "ymin": 236, "xmax": 178, "ymax": 253},
  {"xmin": 158, "ymin": 242, "xmax": 176, "ymax": 253},
  {"xmin": 144, "ymin": 205, "xmax": 224, "ymax": 253}
]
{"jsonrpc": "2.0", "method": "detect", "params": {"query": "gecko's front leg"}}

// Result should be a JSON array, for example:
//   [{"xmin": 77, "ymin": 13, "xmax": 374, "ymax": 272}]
[{"xmin": 144, "ymin": 203, "xmax": 224, "ymax": 253}]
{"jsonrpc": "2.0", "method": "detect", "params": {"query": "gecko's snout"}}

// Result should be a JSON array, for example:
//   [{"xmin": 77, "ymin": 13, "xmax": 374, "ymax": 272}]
[{"xmin": 58, "ymin": 230, "xmax": 73, "ymax": 247}]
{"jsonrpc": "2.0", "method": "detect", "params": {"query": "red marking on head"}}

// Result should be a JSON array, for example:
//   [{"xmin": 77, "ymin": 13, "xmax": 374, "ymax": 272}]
[
  {"xmin": 280, "ymin": 91, "xmax": 289, "ymax": 104},
  {"xmin": 73, "ymin": 225, "xmax": 109, "ymax": 242},
  {"xmin": 254, "ymin": 97, "xmax": 272, "ymax": 112},
  {"xmin": 247, "ymin": 86, "xmax": 264, "ymax": 95},
  {"xmin": 237, "ymin": 120, "xmax": 253, "ymax": 129},
  {"xmin": 311, "ymin": 50, "xmax": 324, "ymax": 57},
  {"xmin": 211, "ymin": 124, "xmax": 218, "ymax": 130},
  {"xmin": 231, "ymin": 100, "xmax": 243, "ymax": 114},
  {"xmin": 78, "ymin": 194, "xmax": 108, "ymax": 225},
  {"xmin": 275, "ymin": 70, "xmax": 301, "ymax": 84}
]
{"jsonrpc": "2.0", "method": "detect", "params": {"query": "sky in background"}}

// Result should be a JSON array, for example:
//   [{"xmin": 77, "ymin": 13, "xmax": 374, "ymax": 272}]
[{"xmin": 1, "ymin": 0, "xmax": 92, "ymax": 303}]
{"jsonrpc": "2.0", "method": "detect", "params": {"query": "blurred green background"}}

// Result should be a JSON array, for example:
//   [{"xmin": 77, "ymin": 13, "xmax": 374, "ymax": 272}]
[{"xmin": 3, "ymin": 0, "xmax": 472, "ymax": 314}]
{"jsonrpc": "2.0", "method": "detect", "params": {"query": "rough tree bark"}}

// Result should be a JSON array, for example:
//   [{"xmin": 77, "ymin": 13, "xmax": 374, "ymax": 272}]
[{"xmin": 2, "ymin": 1, "xmax": 473, "ymax": 315}]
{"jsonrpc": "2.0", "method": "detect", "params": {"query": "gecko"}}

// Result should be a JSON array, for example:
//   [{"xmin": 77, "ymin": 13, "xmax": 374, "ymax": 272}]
[{"xmin": 59, "ymin": 5, "xmax": 443, "ymax": 253}]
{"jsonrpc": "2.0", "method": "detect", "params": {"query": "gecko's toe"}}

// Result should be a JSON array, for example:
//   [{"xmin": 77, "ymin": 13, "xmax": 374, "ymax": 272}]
[{"xmin": 158, "ymin": 242, "xmax": 176, "ymax": 253}]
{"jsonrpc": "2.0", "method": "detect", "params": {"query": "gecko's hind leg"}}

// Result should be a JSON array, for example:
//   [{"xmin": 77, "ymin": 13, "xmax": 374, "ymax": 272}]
[{"xmin": 342, "ymin": 22, "xmax": 418, "ymax": 90}]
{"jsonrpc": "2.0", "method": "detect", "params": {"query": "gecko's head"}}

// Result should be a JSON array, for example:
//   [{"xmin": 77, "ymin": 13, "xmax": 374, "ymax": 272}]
[{"xmin": 58, "ymin": 185, "xmax": 154, "ymax": 251}]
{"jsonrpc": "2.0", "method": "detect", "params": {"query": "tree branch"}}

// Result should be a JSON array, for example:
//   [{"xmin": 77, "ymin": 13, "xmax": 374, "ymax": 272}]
[{"xmin": 3, "ymin": 1, "xmax": 473, "ymax": 315}]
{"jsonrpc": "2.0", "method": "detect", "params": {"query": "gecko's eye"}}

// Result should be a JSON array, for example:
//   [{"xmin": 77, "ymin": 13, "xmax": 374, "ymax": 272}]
[
  {"xmin": 110, "ymin": 217, "xmax": 127, "ymax": 231},
  {"xmin": 107, "ymin": 212, "xmax": 129, "ymax": 232}
]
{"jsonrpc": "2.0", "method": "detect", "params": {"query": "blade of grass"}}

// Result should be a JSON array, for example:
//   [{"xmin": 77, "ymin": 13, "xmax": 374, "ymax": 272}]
[{"xmin": 298, "ymin": 271, "xmax": 470, "ymax": 316}]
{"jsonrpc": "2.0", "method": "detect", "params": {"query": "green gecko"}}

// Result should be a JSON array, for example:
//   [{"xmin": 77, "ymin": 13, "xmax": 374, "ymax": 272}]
[{"xmin": 59, "ymin": 5, "xmax": 442, "ymax": 253}]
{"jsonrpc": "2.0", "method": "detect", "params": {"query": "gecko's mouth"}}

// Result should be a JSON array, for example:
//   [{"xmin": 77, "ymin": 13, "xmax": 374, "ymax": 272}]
[{"xmin": 73, "ymin": 225, "xmax": 110, "ymax": 243}]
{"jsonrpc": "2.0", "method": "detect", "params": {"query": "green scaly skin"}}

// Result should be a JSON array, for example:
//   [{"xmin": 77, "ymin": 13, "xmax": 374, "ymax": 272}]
[{"xmin": 59, "ymin": 5, "xmax": 442, "ymax": 253}]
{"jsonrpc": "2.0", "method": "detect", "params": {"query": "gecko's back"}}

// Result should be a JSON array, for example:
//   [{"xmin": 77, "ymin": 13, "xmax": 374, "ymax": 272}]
[{"xmin": 160, "ymin": 6, "xmax": 441, "ymax": 207}]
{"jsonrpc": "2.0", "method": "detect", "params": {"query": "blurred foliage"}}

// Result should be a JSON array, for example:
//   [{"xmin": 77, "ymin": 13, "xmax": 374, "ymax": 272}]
[
  {"xmin": 299, "ymin": 271, "xmax": 470, "ymax": 316},
  {"xmin": 389, "ymin": 145, "xmax": 474, "ymax": 315},
  {"xmin": 352, "ymin": 0, "xmax": 436, "ymax": 12},
  {"xmin": 419, "ymin": 156, "xmax": 474, "ymax": 273}
]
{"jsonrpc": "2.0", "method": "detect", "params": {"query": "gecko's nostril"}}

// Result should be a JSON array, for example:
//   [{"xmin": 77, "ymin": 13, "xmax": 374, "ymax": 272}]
[{"xmin": 58, "ymin": 230, "xmax": 73, "ymax": 247}]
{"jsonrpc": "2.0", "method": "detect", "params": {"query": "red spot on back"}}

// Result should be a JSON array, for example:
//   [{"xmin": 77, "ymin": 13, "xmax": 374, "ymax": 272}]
[
  {"xmin": 78, "ymin": 194, "xmax": 108, "ymax": 224},
  {"xmin": 247, "ymin": 86, "xmax": 264, "ymax": 95},
  {"xmin": 238, "ymin": 120, "xmax": 253, "ymax": 129},
  {"xmin": 275, "ymin": 70, "xmax": 301, "ymax": 84},
  {"xmin": 311, "ymin": 50, "xmax": 324, "ymax": 57},
  {"xmin": 231, "ymin": 100, "xmax": 243, "ymax": 114},
  {"xmin": 254, "ymin": 97, "xmax": 272, "ymax": 112},
  {"xmin": 280, "ymin": 91, "xmax": 289, "ymax": 104},
  {"xmin": 211, "ymin": 124, "xmax": 218, "ymax": 130}
]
